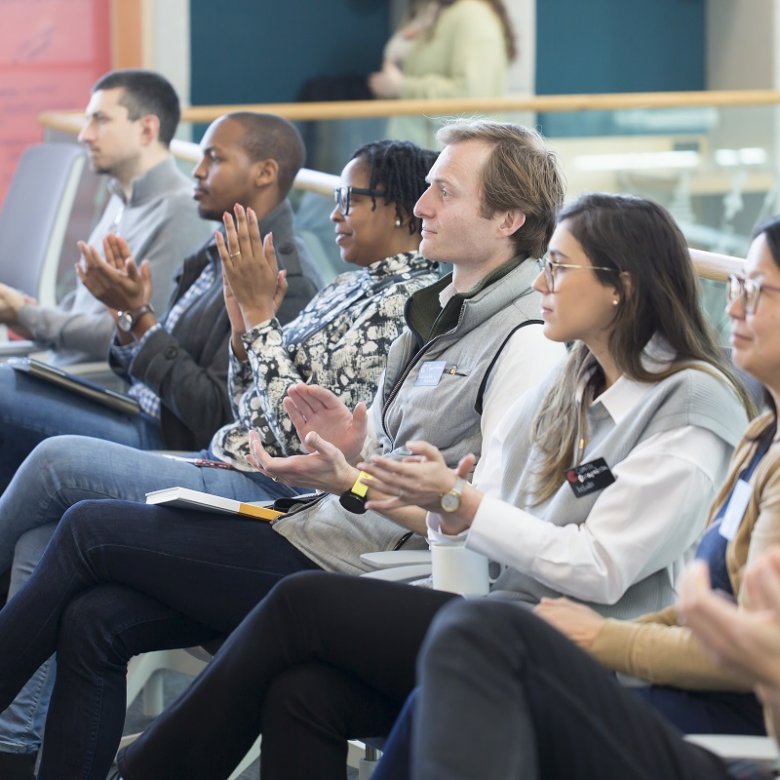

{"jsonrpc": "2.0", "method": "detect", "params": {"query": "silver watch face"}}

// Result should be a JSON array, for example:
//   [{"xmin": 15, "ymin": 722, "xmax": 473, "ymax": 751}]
[
  {"xmin": 117, "ymin": 311, "xmax": 133, "ymax": 332},
  {"xmin": 440, "ymin": 491, "xmax": 460, "ymax": 513}
]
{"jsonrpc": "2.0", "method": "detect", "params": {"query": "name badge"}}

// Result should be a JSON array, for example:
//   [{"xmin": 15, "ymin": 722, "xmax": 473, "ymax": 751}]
[
  {"xmin": 415, "ymin": 360, "xmax": 447, "ymax": 387},
  {"xmin": 719, "ymin": 479, "xmax": 752, "ymax": 541},
  {"xmin": 565, "ymin": 457, "xmax": 616, "ymax": 498}
]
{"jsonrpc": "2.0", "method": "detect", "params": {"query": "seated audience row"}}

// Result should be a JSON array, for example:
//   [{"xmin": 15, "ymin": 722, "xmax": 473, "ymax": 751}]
[
  {"xmin": 0, "ymin": 119, "xmax": 565, "ymax": 778},
  {"xmin": 113, "ymin": 191, "xmax": 756, "ymax": 780},
  {"xmin": 0, "ymin": 89, "xmax": 774, "ymax": 780},
  {"xmin": 0, "ymin": 131, "xmax": 442, "ymax": 774}
]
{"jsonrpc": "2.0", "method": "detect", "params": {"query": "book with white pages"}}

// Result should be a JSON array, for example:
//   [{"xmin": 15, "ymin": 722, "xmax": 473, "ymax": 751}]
[{"xmin": 145, "ymin": 486, "xmax": 283, "ymax": 522}]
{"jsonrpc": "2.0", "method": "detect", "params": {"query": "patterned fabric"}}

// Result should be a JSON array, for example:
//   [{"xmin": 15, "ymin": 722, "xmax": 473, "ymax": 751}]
[
  {"xmin": 111, "ymin": 262, "xmax": 218, "ymax": 419},
  {"xmin": 210, "ymin": 251, "xmax": 438, "ymax": 470}
]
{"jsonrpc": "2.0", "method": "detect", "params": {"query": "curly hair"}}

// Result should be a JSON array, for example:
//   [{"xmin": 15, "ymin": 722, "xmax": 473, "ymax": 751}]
[{"xmin": 349, "ymin": 140, "xmax": 438, "ymax": 236}]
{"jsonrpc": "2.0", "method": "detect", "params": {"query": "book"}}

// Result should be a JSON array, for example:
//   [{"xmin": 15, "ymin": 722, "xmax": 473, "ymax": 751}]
[
  {"xmin": 145, "ymin": 486, "xmax": 283, "ymax": 521},
  {"xmin": 8, "ymin": 356, "xmax": 141, "ymax": 415}
]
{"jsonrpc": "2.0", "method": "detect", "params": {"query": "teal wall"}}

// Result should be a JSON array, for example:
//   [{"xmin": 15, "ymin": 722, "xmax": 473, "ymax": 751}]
[
  {"xmin": 189, "ymin": 0, "xmax": 390, "ymax": 105},
  {"xmin": 536, "ymin": 0, "xmax": 706, "ymax": 94}
]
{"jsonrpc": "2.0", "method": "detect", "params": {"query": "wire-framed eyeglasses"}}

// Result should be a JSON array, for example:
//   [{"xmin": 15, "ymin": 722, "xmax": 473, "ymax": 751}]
[
  {"xmin": 333, "ymin": 186, "xmax": 386, "ymax": 216},
  {"xmin": 537, "ymin": 256, "xmax": 619, "ymax": 293},
  {"xmin": 727, "ymin": 273, "xmax": 780, "ymax": 315}
]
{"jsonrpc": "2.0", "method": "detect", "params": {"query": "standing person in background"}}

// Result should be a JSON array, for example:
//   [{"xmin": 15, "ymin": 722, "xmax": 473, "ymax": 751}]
[
  {"xmin": 0, "ymin": 69, "xmax": 211, "ymax": 364},
  {"xmin": 369, "ymin": 0, "xmax": 517, "ymax": 147}
]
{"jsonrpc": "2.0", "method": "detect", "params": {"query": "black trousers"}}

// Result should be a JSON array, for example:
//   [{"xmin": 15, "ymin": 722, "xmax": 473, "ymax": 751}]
[
  {"xmin": 411, "ymin": 599, "xmax": 740, "ymax": 780},
  {"xmin": 119, "ymin": 572, "xmax": 754, "ymax": 780},
  {"xmin": 118, "ymin": 572, "xmax": 457, "ymax": 779}
]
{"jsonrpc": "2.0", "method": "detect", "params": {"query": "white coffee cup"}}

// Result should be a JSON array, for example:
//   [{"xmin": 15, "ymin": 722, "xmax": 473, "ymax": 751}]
[{"xmin": 430, "ymin": 543, "xmax": 492, "ymax": 596}]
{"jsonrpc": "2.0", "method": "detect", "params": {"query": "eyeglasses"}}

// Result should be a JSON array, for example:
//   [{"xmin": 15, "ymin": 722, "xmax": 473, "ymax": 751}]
[
  {"xmin": 537, "ymin": 256, "xmax": 618, "ymax": 293},
  {"xmin": 727, "ymin": 273, "xmax": 780, "ymax": 315},
  {"xmin": 333, "ymin": 186, "xmax": 386, "ymax": 216}
]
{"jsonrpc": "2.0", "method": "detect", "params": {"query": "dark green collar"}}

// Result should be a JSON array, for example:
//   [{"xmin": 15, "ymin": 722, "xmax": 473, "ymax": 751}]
[{"xmin": 406, "ymin": 255, "xmax": 526, "ymax": 344}]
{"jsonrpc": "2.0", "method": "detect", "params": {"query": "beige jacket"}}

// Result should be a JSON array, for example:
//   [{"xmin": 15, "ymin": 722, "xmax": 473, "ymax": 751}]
[{"xmin": 591, "ymin": 412, "xmax": 780, "ymax": 691}]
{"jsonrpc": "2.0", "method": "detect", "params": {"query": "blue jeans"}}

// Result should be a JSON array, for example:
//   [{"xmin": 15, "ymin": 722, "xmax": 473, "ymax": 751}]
[
  {"xmin": 0, "ymin": 498, "xmax": 321, "ymax": 778},
  {"xmin": 0, "ymin": 434, "xmax": 302, "ymax": 758},
  {"xmin": 0, "ymin": 365, "xmax": 164, "ymax": 492}
]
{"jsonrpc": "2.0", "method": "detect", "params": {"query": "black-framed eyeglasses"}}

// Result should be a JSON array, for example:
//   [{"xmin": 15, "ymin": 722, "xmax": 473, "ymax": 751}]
[
  {"xmin": 537, "ymin": 256, "xmax": 619, "ymax": 293},
  {"xmin": 333, "ymin": 186, "xmax": 386, "ymax": 216},
  {"xmin": 727, "ymin": 273, "xmax": 780, "ymax": 315}
]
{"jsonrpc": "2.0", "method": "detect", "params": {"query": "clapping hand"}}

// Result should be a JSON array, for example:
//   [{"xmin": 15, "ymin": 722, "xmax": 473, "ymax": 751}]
[
  {"xmin": 0, "ymin": 283, "xmax": 33, "ymax": 327},
  {"xmin": 247, "ymin": 428, "xmax": 356, "ymax": 494},
  {"xmin": 215, "ymin": 204, "xmax": 287, "ymax": 330},
  {"xmin": 283, "ymin": 384, "xmax": 368, "ymax": 464},
  {"xmin": 359, "ymin": 441, "xmax": 475, "ymax": 514},
  {"xmin": 678, "ymin": 554, "xmax": 780, "ymax": 694},
  {"xmin": 76, "ymin": 234, "xmax": 151, "ymax": 312}
]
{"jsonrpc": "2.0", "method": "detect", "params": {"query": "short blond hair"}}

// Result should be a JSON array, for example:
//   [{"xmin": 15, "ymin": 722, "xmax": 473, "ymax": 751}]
[{"xmin": 436, "ymin": 120, "xmax": 565, "ymax": 259}]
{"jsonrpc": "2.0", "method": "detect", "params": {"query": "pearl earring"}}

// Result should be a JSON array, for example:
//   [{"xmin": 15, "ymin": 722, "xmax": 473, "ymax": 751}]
[
  {"xmin": 613, "ymin": 299, "xmax": 619, "ymax": 307},
  {"xmin": 395, "ymin": 217, "xmax": 402, "ymax": 227}
]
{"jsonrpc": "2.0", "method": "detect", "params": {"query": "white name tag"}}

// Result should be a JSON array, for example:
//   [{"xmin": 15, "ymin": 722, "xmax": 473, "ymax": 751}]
[
  {"xmin": 415, "ymin": 360, "xmax": 447, "ymax": 387},
  {"xmin": 719, "ymin": 479, "xmax": 752, "ymax": 541}
]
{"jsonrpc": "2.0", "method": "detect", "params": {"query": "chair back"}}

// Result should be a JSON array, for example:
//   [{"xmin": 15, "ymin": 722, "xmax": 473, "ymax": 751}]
[{"xmin": 0, "ymin": 143, "xmax": 87, "ymax": 307}]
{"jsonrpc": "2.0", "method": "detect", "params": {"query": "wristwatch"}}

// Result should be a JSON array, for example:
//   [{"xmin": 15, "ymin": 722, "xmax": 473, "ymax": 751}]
[
  {"xmin": 116, "ymin": 303, "xmax": 154, "ymax": 333},
  {"xmin": 440, "ymin": 477, "xmax": 466, "ymax": 513},
  {"xmin": 339, "ymin": 471, "xmax": 372, "ymax": 515}
]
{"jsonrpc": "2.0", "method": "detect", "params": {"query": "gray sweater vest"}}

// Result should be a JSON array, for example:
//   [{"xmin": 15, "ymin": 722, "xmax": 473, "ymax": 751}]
[
  {"xmin": 272, "ymin": 260, "xmax": 543, "ymax": 574},
  {"xmin": 490, "ymin": 365, "xmax": 748, "ymax": 618}
]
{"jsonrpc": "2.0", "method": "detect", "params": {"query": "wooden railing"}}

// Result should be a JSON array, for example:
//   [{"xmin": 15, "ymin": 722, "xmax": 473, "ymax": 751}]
[
  {"xmin": 689, "ymin": 249, "xmax": 744, "ymax": 282},
  {"xmin": 38, "ymin": 90, "xmax": 755, "ymax": 277},
  {"xmin": 40, "ymin": 88, "xmax": 780, "ymax": 127}
]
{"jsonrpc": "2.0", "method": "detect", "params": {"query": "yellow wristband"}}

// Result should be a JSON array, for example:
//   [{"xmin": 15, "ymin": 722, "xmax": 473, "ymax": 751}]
[{"xmin": 349, "ymin": 470, "xmax": 372, "ymax": 499}]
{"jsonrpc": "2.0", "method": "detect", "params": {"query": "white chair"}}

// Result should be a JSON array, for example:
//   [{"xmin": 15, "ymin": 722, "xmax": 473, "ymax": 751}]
[
  {"xmin": 685, "ymin": 733, "xmax": 780, "ymax": 769},
  {"xmin": 123, "ymin": 646, "xmax": 261, "ymax": 780}
]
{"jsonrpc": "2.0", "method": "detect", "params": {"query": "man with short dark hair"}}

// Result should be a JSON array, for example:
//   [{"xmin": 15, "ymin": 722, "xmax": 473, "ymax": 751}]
[{"xmin": 0, "ymin": 68, "xmax": 211, "ymax": 364}]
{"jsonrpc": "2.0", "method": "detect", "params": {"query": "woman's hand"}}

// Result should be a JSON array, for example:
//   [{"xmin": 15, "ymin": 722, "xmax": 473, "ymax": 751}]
[
  {"xmin": 76, "ymin": 233, "xmax": 151, "ymax": 311},
  {"xmin": 678, "ymin": 557, "xmax": 780, "ymax": 692},
  {"xmin": 247, "ymin": 429, "xmax": 356, "ymax": 494},
  {"xmin": 368, "ymin": 61, "xmax": 404, "ymax": 98},
  {"xmin": 359, "ymin": 441, "xmax": 476, "ymax": 519},
  {"xmin": 215, "ymin": 204, "xmax": 287, "ymax": 328},
  {"xmin": 534, "ymin": 597, "xmax": 606, "ymax": 651},
  {"xmin": 283, "ymin": 384, "xmax": 368, "ymax": 464}
]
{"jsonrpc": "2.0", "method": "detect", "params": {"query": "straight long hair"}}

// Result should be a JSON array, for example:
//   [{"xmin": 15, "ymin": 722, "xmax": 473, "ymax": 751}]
[{"xmin": 529, "ymin": 194, "xmax": 754, "ymax": 504}]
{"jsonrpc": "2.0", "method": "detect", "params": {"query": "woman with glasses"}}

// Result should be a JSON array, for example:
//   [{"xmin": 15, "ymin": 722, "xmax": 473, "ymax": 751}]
[
  {"xmin": 517, "ymin": 216, "xmax": 780, "ymax": 735},
  {"xmin": 110, "ymin": 193, "xmax": 755, "ymax": 780}
]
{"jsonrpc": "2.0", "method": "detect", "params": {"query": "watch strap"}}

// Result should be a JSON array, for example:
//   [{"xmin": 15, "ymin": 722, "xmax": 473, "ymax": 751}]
[
  {"xmin": 339, "ymin": 471, "xmax": 372, "ymax": 514},
  {"xmin": 117, "ymin": 303, "xmax": 154, "ymax": 332}
]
